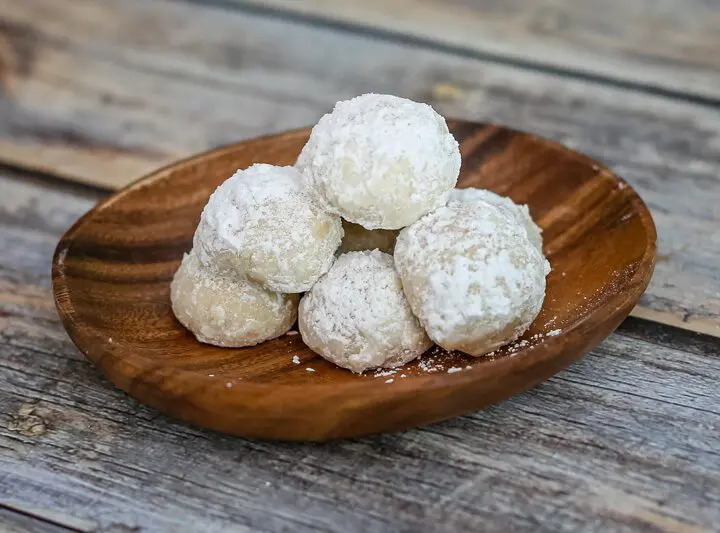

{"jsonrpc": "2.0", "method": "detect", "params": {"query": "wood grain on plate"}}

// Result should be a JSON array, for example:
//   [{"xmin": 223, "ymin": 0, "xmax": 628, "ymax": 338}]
[
  {"xmin": 2, "ymin": 166, "xmax": 718, "ymax": 530},
  {"xmin": 1, "ymin": 0, "xmax": 718, "ymax": 336},
  {"xmin": 51, "ymin": 123, "xmax": 656, "ymax": 440}
]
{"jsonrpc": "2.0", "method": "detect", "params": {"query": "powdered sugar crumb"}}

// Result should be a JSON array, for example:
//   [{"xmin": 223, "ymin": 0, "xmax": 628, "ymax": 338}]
[
  {"xmin": 385, "ymin": 378, "xmax": 394, "ymax": 384},
  {"xmin": 306, "ymin": 367, "xmax": 316, "ymax": 372},
  {"xmin": 292, "ymin": 355, "xmax": 300, "ymax": 364},
  {"xmin": 544, "ymin": 316, "xmax": 558, "ymax": 327},
  {"xmin": 226, "ymin": 382, "xmax": 233, "ymax": 389},
  {"xmin": 418, "ymin": 355, "xmax": 445, "ymax": 373},
  {"xmin": 490, "ymin": 327, "xmax": 565, "ymax": 356},
  {"xmin": 286, "ymin": 330, "xmax": 299, "ymax": 336},
  {"xmin": 447, "ymin": 367, "xmax": 462, "ymax": 373}
]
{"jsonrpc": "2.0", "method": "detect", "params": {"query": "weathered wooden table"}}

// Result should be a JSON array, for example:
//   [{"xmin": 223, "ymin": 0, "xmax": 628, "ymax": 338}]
[{"xmin": 1, "ymin": 1, "xmax": 719, "ymax": 531}]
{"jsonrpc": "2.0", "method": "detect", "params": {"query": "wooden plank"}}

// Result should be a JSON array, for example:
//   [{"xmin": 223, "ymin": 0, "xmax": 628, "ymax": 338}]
[
  {"xmin": 233, "ymin": 0, "xmax": 720, "ymax": 102},
  {"xmin": 2, "ymin": 165, "xmax": 720, "ymax": 533},
  {"xmin": 0, "ymin": 0, "xmax": 718, "ymax": 335},
  {"xmin": 0, "ymin": 171, "xmax": 720, "ymax": 532},
  {"xmin": 0, "ymin": 0, "xmax": 717, "ymax": 186}
]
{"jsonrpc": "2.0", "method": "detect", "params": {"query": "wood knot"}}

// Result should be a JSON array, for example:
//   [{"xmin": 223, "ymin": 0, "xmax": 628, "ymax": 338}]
[
  {"xmin": 431, "ymin": 82, "xmax": 464, "ymax": 101},
  {"xmin": 8, "ymin": 402, "xmax": 48, "ymax": 436}
]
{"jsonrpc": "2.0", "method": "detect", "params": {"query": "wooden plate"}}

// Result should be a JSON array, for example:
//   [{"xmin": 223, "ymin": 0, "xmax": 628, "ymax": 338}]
[{"xmin": 52, "ymin": 122, "xmax": 656, "ymax": 441}]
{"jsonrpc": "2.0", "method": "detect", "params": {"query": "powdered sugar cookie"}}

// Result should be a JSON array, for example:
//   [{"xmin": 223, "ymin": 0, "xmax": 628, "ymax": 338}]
[
  {"xmin": 394, "ymin": 202, "xmax": 549, "ymax": 356},
  {"xmin": 296, "ymin": 94, "xmax": 460, "ymax": 230},
  {"xmin": 171, "ymin": 251, "xmax": 298, "ymax": 347},
  {"xmin": 193, "ymin": 164, "xmax": 343, "ymax": 293},
  {"xmin": 298, "ymin": 250, "xmax": 431, "ymax": 373}
]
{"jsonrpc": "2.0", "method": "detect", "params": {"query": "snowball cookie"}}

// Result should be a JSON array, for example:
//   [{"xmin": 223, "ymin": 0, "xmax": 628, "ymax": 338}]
[
  {"xmin": 193, "ymin": 164, "xmax": 343, "ymax": 293},
  {"xmin": 296, "ymin": 93, "xmax": 461, "ymax": 230},
  {"xmin": 171, "ymin": 251, "xmax": 298, "ymax": 347},
  {"xmin": 394, "ymin": 202, "xmax": 549, "ymax": 356},
  {"xmin": 449, "ymin": 187, "xmax": 544, "ymax": 252},
  {"xmin": 298, "ymin": 250, "xmax": 431, "ymax": 373},
  {"xmin": 338, "ymin": 220, "xmax": 399, "ymax": 255}
]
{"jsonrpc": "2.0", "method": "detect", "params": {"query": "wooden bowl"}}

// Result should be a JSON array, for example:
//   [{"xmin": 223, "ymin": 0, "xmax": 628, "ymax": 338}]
[{"xmin": 52, "ymin": 122, "xmax": 656, "ymax": 441}]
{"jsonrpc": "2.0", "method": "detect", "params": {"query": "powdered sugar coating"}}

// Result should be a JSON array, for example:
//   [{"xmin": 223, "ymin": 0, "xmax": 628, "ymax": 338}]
[
  {"xmin": 298, "ymin": 251, "xmax": 431, "ymax": 373},
  {"xmin": 449, "ymin": 187, "xmax": 544, "ymax": 253},
  {"xmin": 193, "ymin": 164, "xmax": 343, "ymax": 293},
  {"xmin": 171, "ymin": 251, "xmax": 298, "ymax": 347},
  {"xmin": 296, "ymin": 94, "xmax": 461, "ymax": 230},
  {"xmin": 338, "ymin": 220, "xmax": 398, "ymax": 255},
  {"xmin": 394, "ymin": 202, "xmax": 549, "ymax": 356}
]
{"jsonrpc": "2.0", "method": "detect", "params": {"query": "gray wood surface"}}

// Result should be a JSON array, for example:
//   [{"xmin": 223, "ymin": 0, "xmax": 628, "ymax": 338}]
[
  {"xmin": 1, "ymin": 0, "xmax": 720, "ymax": 335},
  {"xmin": 2, "ymin": 1, "xmax": 720, "ymax": 531},
  {"xmin": 1, "ymin": 169, "xmax": 719, "ymax": 533},
  {"xmin": 235, "ymin": 0, "xmax": 720, "ymax": 101}
]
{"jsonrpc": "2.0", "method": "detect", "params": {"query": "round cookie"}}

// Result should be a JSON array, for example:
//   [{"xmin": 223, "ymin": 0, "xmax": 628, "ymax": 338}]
[
  {"xmin": 394, "ymin": 202, "xmax": 549, "ymax": 356},
  {"xmin": 193, "ymin": 164, "xmax": 343, "ymax": 293},
  {"xmin": 171, "ymin": 251, "xmax": 298, "ymax": 347},
  {"xmin": 296, "ymin": 93, "xmax": 461, "ymax": 230},
  {"xmin": 338, "ymin": 220, "xmax": 398, "ymax": 255},
  {"xmin": 449, "ymin": 187, "xmax": 544, "ymax": 253},
  {"xmin": 298, "ymin": 250, "xmax": 431, "ymax": 373}
]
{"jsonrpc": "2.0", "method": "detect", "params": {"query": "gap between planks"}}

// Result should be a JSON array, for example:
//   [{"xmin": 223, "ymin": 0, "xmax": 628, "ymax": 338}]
[{"xmin": 0, "ymin": 503, "xmax": 90, "ymax": 533}]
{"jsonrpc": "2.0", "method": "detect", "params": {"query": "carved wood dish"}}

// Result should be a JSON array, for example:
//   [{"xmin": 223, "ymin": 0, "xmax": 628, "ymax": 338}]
[{"xmin": 52, "ymin": 121, "xmax": 656, "ymax": 441}]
